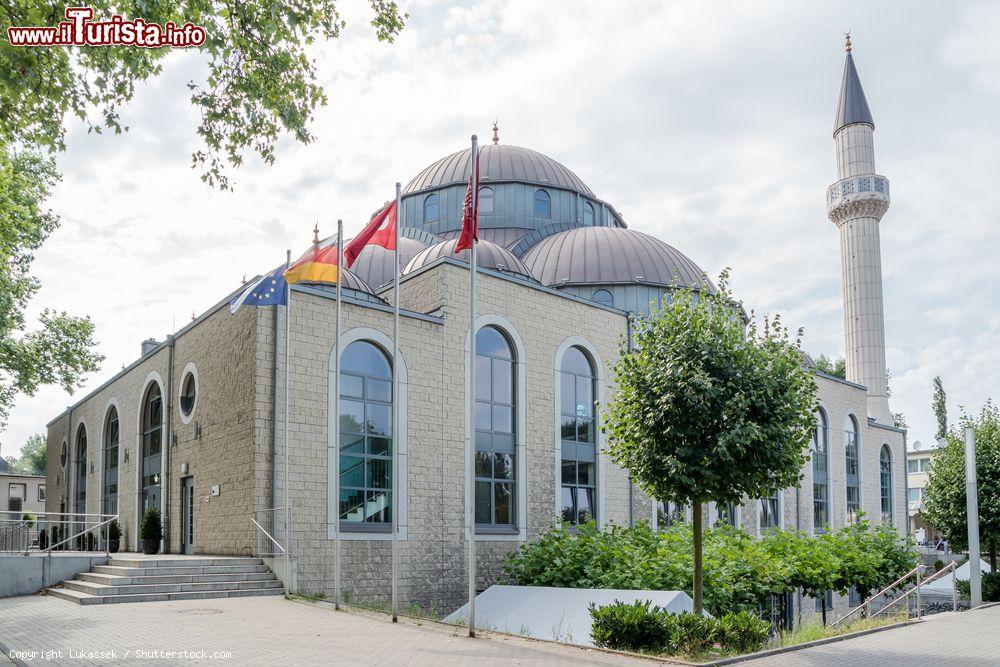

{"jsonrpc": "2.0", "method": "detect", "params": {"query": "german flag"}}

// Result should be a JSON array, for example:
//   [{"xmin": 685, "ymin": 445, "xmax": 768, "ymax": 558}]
[{"xmin": 284, "ymin": 236, "xmax": 340, "ymax": 285}]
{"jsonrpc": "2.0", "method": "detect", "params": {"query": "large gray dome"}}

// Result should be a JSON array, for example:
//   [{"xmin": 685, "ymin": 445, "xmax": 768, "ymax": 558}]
[
  {"xmin": 404, "ymin": 144, "xmax": 594, "ymax": 197},
  {"xmin": 403, "ymin": 239, "xmax": 534, "ymax": 281},
  {"xmin": 346, "ymin": 237, "xmax": 427, "ymax": 289},
  {"xmin": 521, "ymin": 227, "xmax": 713, "ymax": 290}
]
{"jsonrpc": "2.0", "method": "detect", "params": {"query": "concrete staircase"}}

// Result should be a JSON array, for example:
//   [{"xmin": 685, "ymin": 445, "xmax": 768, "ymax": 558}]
[{"xmin": 45, "ymin": 556, "xmax": 283, "ymax": 605}]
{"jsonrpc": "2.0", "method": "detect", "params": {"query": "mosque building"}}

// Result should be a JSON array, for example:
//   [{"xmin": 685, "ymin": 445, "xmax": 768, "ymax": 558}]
[{"xmin": 44, "ymin": 40, "xmax": 904, "ymax": 621}]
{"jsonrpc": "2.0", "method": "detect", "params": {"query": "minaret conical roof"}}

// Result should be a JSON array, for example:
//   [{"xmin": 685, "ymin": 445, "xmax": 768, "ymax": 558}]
[{"xmin": 834, "ymin": 51, "xmax": 874, "ymax": 135}]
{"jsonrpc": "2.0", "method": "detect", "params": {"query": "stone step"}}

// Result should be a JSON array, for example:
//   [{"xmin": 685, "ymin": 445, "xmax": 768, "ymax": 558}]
[
  {"xmin": 63, "ymin": 578, "xmax": 281, "ymax": 596},
  {"xmin": 78, "ymin": 571, "xmax": 276, "ymax": 586},
  {"xmin": 47, "ymin": 586, "xmax": 282, "ymax": 606},
  {"xmin": 93, "ymin": 563, "xmax": 269, "ymax": 577},
  {"xmin": 107, "ymin": 557, "xmax": 261, "ymax": 568}
]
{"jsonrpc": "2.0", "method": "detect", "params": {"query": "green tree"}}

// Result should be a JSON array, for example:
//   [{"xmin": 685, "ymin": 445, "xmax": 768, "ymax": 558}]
[
  {"xmin": 923, "ymin": 402, "xmax": 1000, "ymax": 570},
  {"xmin": 932, "ymin": 376, "xmax": 948, "ymax": 441},
  {"xmin": 17, "ymin": 433, "xmax": 47, "ymax": 476},
  {"xmin": 1, "ymin": 1, "xmax": 406, "ymax": 189},
  {"xmin": 602, "ymin": 273, "xmax": 818, "ymax": 613},
  {"xmin": 0, "ymin": 143, "xmax": 103, "ymax": 429},
  {"xmin": 814, "ymin": 354, "xmax": 846, "ymax": 379}
]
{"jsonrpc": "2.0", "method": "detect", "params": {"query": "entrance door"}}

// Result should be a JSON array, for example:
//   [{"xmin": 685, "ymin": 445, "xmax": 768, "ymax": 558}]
[{"xmin": 181, "ymin": 478, "xmax": 194, "ymax": 555}]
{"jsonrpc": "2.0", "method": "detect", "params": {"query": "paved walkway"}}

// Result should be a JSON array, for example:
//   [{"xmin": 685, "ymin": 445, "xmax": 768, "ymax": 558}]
[
  {"xmin": 0, "ymin": 595, "xmax": 651, "ymax": 666},
  {"xmin": 743, "ymin": 604, "xmax": 1000, "ymax": 666}
]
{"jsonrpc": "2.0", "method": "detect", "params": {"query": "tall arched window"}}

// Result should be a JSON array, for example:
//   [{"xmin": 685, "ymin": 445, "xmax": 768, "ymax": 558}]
[
  {"xmin": 812, "ymin": 409, "xmax": 829, "ymax": 533},
  {"xmin": 560, "ymin": 346, "xmax": 596, "ymax": 525},
  {"xmin": 478, "ymin": 186, "xmax": 494, "ymax": 214},
  {"xmin": 845, "ymin": 415, "xmax": 860, "ymax": 524},
  {"xmin": 74, "ymin": 425, "xmax": 87, "ymax": 516},
  {"xmin": 880, "ymin": 444, "xmax": 893, "ymax": 525},
  {"xmin": 592, "ymin": 289, "xmax": 614, "ymax": 308},
  {"xmin": 533, "ymin": 189, "xmax": 551, "ymax": 218},
  {"xmin": 423, "ymin": 193, "xmax": 440, "ymax": 223},
  {"xmin": 583, "ymin": 201, "xmax": 595, "ymax": 226},
  {"xmin": 141, "ymin": 383, "xmax": 163, "ymax": 514},
  {"xmin": 475, "ymin": 326, "xmax": 516, "ymax": 530},
  {"xmin": 103, "ymin": 407, "xmax": 119, "ymax": 515},
  {"xmin": 338, "ymin": 340, "xmax": 393, "ymax": 527}
]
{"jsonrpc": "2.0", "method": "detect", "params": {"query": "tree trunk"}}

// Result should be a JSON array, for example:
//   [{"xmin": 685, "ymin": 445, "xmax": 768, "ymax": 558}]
[
  {"xmin": 693, "ymin": 500, "xmax": 703, "ymax": 614},
  {"xmin": 821, "ymin": 595, "xmax": 827, "ymax": 626},
  {"xmin": 990, "ymin": 539, "xmax": 997, "ymax": 573}
]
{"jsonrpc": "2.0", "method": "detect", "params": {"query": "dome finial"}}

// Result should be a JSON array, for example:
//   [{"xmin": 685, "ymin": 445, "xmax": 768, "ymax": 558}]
[
  {"xmin": 844, "ymin": 31, "xmax": 852, "ymax": 53},
  {"xmin": 492, "ymin": 119, "xmax": 499, "ymax": 145},
  {"xmin": 312, "ymin": 221, "xmax": 320, "ymax": 244}
]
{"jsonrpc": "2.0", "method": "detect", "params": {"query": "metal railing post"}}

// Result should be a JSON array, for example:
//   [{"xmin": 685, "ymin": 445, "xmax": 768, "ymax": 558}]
[
  {"xmin": 952, "ymin": 564, "xmax": 958, "ymax": 612},
  {"xmin": 915, "ymin": 567, "xmax": 922, "ymax": 618}
]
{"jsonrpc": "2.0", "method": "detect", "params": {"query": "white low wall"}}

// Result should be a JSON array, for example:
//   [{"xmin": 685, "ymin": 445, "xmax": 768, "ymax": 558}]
[{"xmin": 0, "ymin": 554, "xmax": 108, "ymax": 597}]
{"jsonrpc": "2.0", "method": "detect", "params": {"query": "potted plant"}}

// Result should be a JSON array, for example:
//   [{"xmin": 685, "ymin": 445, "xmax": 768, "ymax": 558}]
[
  {"xmin": 139, "ymin": 507, "xmax": 162, "ymax": 555},
  {"xmin": 107, "ymin": 520, "xmax": 121, "ymax": 553}
]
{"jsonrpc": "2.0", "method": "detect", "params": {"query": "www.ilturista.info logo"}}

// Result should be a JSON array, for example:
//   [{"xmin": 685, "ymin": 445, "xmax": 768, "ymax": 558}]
[{"xmin": 6, "ymin": 7, "xmax": 206, "ymax": 48}]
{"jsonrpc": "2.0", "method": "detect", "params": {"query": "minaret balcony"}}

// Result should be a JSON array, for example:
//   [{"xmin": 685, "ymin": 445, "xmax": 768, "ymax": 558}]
[{"xmin": 826, "ymin": 174, "xmax": 890, "ymax": 223}]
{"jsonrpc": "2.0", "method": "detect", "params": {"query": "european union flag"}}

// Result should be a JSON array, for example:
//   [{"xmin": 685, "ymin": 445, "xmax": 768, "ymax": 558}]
[{"xmin": 229, "ymin": 264, "xmax": 287, "ymax": 313}]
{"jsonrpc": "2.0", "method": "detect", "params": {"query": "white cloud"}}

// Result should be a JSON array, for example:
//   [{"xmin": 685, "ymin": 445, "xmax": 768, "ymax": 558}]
[{"xmin": 2, "ymin": 0, "xmax": 998, "ymax": 456}]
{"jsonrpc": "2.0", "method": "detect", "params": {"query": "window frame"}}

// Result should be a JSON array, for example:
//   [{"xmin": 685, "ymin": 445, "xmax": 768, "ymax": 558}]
[
  {"xmin": 583, "ymin": 201, "xmax": 595, "ymax": 226},
  {"xmin": 74, "ymin": 424, "xmax": 88, "ymax": 515},
  {"xmin": 880, "ymin": 444, "xmax": 893, "ymax": 525},
  {"xmin": 559, "ymin": 346, "xmax": 598, "ymax": 526},
  {"xmin": 758, "ymin": 491, "xmax": 782, "ymax": 534},
  {"xmin": 102, "ymin": 405, "xmax": 120, "ymax": 516},
  {"xmin": 592, "ymin": 289, "xmax": 614, "ymax": 308},
  {"xmin": 178, "ymin": 362, "xmax": 199, "ymax": 424},
  {"xmin": 533, "ymin": 189, "xmax": 551, "ymax": 218},
  {"xmin": 478, "ymin": 186, "xmax": 494, "ymax": 214},
  {"xmin": 140, "ymin": 380, "xmax": 163, "ymax": 515},
  {"xmin": 845, "ymin": 414, "xmax": 861, "ymax": 524},
  {"xmin": 812, "ymin": 408, "xmax": 830, "ymax": 533},
  {"xmin": 422, "ymin": 193, "xmax": 440, "ymax": 224},
  {"xmin": 474, "ymin": 326, "xmax": 517, "ymax": 533}
]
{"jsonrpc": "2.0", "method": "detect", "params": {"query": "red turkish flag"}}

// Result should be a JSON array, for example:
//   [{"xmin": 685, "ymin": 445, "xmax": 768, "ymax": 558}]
[
  {"xmin": 344, "ymin": 200, "xmax": 397, "ymax": 268},
  {"xmin": 455, "ymin": 149, "xmax": 480, "ymax": 253}
]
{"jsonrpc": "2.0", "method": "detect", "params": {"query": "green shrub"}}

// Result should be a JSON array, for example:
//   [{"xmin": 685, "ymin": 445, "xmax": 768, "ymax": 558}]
[
  {"xmin": 672, "ymin": 612, "xmax": 716, "ymax": 655},
  {"xmin": 956, "ymin": 571, "xmax": 1000, "ymax": 602},
  {"xmin": 589, "ymin": 600, "xmax": 670, "ymax": 652},
  {"xmin": 139, "ymin": 507, "xmax": 162, "ymax": 542},
  {"xmin": 934, "ymin": 559, "xmax": 945, "ymax": 572},
  {"xmin": 107, "ymin": 520, "xmax": 121, "ymax": 541},
  {"xmin": 715, "ymin": 610, "xmax": 770, "ymax": 654}
]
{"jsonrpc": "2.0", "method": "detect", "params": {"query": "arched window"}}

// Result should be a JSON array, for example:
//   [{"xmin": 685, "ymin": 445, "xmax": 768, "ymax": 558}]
[
  {"xmin": 478, "ymin": 186, "xmax": 494, "ymax": 214},
  {"xmin": 60, "ymin": 440, "xmax": 67, "ymax": 469},
  {"xmin": 179, "ymin": 371, "xmax": 196, "ymax": 418},
  {"xmin": 845, "ymin": 415, "xmax": 860, "ymax": 524},
  {"xmin": 141, "ymin": 383, "xmax": 163, "ymax": 514},
  {"xmin": 560, "ymin": 346, "xmax": 596, "ymax": 525},
  {"xmin": 475, "ymin": 326, "xmax": 516, "ymax": 530},
  {"xmin": 592, "ymin": 289, "xmax": 614, "ymax": 308},
  {"xmin": 812, "ymin": 409, "xmax": 829, "ymax": 533},
  {"xmin": 339, "ymin": 340, "xmax": 393, "ymax": 527},
  {"xmin": 74, "ymin": 425, "xmax": 88, "ymax": 515},
  {"xmin": 533, "ymin": 189, "xmax": 551, "ymax": 218},
  {"xmin": 880, "ymin": 444, "xmax": 893, "ymax": 525},
  {"xmin": 583, "ymin": 201, "xmax": 595, "ymax": 226},
  {"xmin": 423, "ymin": 193, "xmax": 439, "ymax": 223},
  {"xmin": 103, "ymin": 407, "xmax": 119, "ymax": 515}
]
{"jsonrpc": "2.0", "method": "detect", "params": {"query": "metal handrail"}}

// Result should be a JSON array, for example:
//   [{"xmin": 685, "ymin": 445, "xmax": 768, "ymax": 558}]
[
  {"xmin": 832, "ymin": 563, "xmax": 924, "ymax": 627},
  {"xmin": 251, "ymin": 508, "xmax": 285, "ymax": 556},
  {"xmin": 39, "ymin": 513, "xmax": 118, "ymax": 554},
  {"xmin": 873, "ymin": 561, "xmax": 959, "ymax": 618}
]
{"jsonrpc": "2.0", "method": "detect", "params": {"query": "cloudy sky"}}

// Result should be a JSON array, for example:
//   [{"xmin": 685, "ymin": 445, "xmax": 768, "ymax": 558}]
[{"xmin": 3, "ymin": 0, "xmax": 998, "ymax": 459}]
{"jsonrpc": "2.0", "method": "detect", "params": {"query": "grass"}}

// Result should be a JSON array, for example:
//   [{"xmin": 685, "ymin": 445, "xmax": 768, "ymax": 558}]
[{"xmin": 777, "ymin": 612, "xmax": 909, "ymax": 648}]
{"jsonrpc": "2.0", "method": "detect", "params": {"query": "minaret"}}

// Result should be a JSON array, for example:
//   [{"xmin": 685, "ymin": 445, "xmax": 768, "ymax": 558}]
[{"xmin": 827, "ymin": 34, "xmax": 893, "ymax": 424}]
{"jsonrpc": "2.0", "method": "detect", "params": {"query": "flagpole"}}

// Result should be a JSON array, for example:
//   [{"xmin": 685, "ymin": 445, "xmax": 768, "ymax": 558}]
[
  {"xmin": 467, "ymin": 133, "xmax": 479, "ymax": 638},
  {"xmin": 334, "ymin": 220, "xmax": 344, "ymax": 611},
  {"xmin": 283, "ymin": 249, "xmax": 291, "ymax": 597},
  {"xmin": 391, "ymin": 183, "xmax": 402, "ymax": 622}
]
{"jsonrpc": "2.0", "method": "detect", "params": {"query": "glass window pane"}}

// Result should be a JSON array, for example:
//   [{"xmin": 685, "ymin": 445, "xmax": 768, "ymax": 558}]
[
  {"xmin": 576, "ymin": 376, "xmax": 593, "ymax": 417},
  {"xmin": 340, "ymin": 489, "xmax": 365, "ymax": 522},
  {"xmin": 562, "ymin": 347, "xmax": 591, "ymax": 376},
  {"xmin": 366, "ymin": 490, "xmax": 390, "ymax": 523},
  {"xmin": 475, "ymin": 451, "xmax": 492, "ymax": 478},
  {"xmin": 341, "ymin": 374, "xmax": 363, "ymax": 399},
  {"xmin": 367, "ymin": 403, "xmax": 391, "ymax": 436},
  {"xmin": 561, "ymin": 417, "xmax": 576, "ymax": 441},
  {"xmin": 476, "ymin": 327, "xmax": 511, "ymax": 359},
  {"xmin": 339, "ymin": 455, "xmax": 364, "ymax": 488},
  {"xmin": 342, "ymin": 341, "xmax": 391, "ymax": 378},
  {"xmin": 492, "ymin": 359, "xmax": 512, "ymax": 402},
  {"xmin": 369, "ymin": 436, "xmax": 391, "ymax": 456},
  {"xmin": 492, "ymin": 433, "xmax": 515, "ymax": 454},
  {"xmin": 475, "ymin": 481, "xmax": 492, "ymax": 524},
  {"xmin": 475, "ymin": 401, "xmax": 491, "ymax": 432},
  {"xmin": 366, "ymin": 458, "xmax": 390, "ymax": 489},
  {"xmin": 149, "ymin": 430, "xmax": 161, "ymax": 455},
  {"xmin": 577, "ymin": 419, "xmax": 595, "ymax": 444},
  {"xmin": 578, "ymin": 462, "xmax": 594, "ymax": 486},
  {"xmin": 561, "ymin": 373, "xmax": 575, "ymax": 415},
  {"xmin": 475, "ymin": 430, "xmax": 492, "ymax": 452},
  {"xmin": 341, "ymin": 433, "xmax": 365, "ymax": 454},
  {"xmin": 493, "ymin": 453, "xmax": 513, "ymax": 480},
  {"xmin": 368, "ymin": 379, "xmax": 391, "ymax": 402},
  {"xmin": 340, "ymin": 400, "xmax": 365, "ymax": 434},
  {"xmin": 494, "ymin": 483, "xmax": 512, "ymax": 524},
  {"xmin": 577, "ymin": 488, "xmax": 594, "ymax": 524},
  {"xmin": 475, "ymin": 356, "xmax": 491, "ymax": 401},
  {"xmin": 561, "ymin": 460, "xmax": 577, "ymax": 485},
  {"xmin": 492, "ymin": 405, "xmax": 513, "ymax": 434},
  {"xmin": 561, "ymin": 487, "xmax": 575, "ymax": 522}
]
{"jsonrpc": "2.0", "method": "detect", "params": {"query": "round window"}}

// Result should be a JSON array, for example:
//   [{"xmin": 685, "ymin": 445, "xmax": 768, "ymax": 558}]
[
  {"xmin": 60, "ymin": 441, "xmax": 68, "ymax": 468},
  {"xmin": 180, "ymin": 371, "xmax": 197, "ymax": 418}
]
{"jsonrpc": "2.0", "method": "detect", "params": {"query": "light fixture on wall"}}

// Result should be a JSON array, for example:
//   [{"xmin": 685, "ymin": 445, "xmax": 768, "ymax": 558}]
[
  {"xmin": 194, "ymin": 422, "xmax": 202, "ymax": 439},
  {"xmin": 123, "ymin": 450, "xmax": 129, "ymax": 464}
]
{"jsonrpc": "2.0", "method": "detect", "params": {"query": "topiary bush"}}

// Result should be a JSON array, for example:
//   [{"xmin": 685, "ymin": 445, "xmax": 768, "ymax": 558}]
[
  {"xmin": 140, "ymin": 507, "xmax": 162, "ymax": 542},
  {"xmin": 589, "ymin": 600, "xmax": 670, "ymax": 653},
  {"xmin": 714, "ymin": 610, "xmax": 771, "ymax": 654}
]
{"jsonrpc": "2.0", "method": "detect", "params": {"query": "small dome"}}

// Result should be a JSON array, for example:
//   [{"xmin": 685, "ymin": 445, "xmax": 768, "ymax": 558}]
[
  {"xmin": 403, "ymin": 239, "xmax": 535, "ymax": 281},
  {"xmin": 346, "ymin": 237, "xmax": 427, "ymax": 288},
  {"xmin": 521, "ymin": 226, "xmax": 713, "ymax": 291},
  {"xmin": 404, "ymin": 144, "xmax": 594, "ymax": 197}
]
